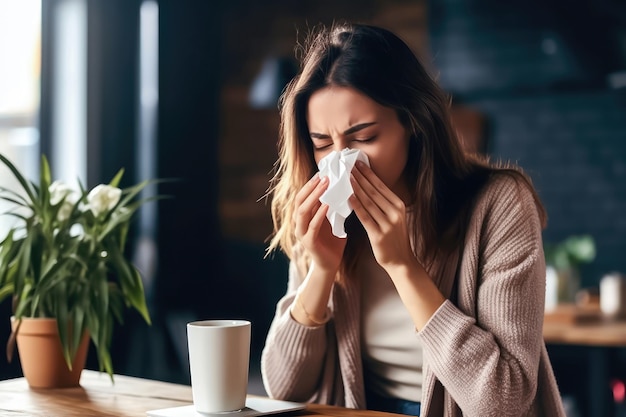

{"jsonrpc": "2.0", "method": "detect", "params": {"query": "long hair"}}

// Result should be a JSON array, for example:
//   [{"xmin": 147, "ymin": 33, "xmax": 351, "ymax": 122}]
[{"xmin": 266, "ymin": 22, "xmax": 546, "ymax": 277}]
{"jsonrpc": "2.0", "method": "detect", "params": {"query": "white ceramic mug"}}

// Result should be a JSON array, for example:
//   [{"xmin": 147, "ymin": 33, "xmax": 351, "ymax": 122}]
[{"xmin": 187, "ymin": 320, "xmax": 251, "ymax": 413}]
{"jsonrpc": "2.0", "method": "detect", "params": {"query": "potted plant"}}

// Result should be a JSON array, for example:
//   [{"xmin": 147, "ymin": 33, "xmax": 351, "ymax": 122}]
[
  {"xmin": 544, "ymin": 234, "xmax": 596, "ymax": 309},
  {"xmin": 0, "ymin": 153, "xmax": 155, "ymax": 387}
]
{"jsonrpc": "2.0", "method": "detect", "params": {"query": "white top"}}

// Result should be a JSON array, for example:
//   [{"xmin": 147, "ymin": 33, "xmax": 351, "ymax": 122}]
[{"xmin": 359, "ymin": 250, "xmax": 423, "ymax": 402}]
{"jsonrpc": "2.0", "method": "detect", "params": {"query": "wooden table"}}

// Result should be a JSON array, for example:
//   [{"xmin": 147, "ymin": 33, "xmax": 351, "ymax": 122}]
[
  {"xmin": 0, "ymin": 370, "xmax": 401, "ymax": 417},
  {"xmin": 543, "ymin": 309, "xmax": 626, "ymax": 417},
  {"xmin": 543, "ymin": 316, "xmax": 626, "ymax": 347}
]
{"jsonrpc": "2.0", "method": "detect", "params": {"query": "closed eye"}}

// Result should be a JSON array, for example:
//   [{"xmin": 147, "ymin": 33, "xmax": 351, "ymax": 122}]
[{"xmin": 352, "ymin": 136, "xmax": 376, "ymax": 143}]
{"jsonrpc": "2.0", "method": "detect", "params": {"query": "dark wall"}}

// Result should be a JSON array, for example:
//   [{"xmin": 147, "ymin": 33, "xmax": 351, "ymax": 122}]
[
  {"xmin": 86, "ymin": 0, "xmax": 140, "ymax": 187},
  {"xmin": 470, "ymin": 91, "xmax": 626, "ymax": 286},
  {"xmin": 155, "ymin": 1, "xmax": 223, "ymax": 316},
  {"xmin": 429, "ymin": 0, "xmax": 624, "ymax": 94},
  {"xmin": 429, "ymin": 0, "xmax": 626, "ymax": 288}
]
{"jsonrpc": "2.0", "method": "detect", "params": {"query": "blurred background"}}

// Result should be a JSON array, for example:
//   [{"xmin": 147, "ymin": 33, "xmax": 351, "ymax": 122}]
[{"xmin": 0, "ymin": 0, "xmax": 625, "ymax": 416}]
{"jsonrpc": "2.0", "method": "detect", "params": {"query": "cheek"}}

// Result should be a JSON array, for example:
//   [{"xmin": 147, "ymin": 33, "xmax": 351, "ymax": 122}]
[{"xmin": 367, "ymin": 145, "xmax": 409, "ymax": 188}]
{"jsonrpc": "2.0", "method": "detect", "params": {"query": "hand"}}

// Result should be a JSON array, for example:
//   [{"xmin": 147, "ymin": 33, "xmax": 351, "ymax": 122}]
[
  {"xmin": 350, "ymin": 162, "xmax": 446, "ymax": 330},
  {"xmin": 349, "ymin": 161, "xmax": 416, "ymax": 270},
  {"xmin": 294, "ymin": 174, "xmax": 347, "ymax": 274}
]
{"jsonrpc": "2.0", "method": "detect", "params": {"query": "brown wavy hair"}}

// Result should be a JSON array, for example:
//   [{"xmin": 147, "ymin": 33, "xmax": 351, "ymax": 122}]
[{"xmin": 266, "ymin": 22, "xmax": 546, "ymax": 277}]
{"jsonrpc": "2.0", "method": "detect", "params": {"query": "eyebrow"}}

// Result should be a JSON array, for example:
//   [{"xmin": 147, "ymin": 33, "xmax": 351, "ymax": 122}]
[{"xmin": 310, "ymin": 122, "xmax": 377, "ymax": 139}]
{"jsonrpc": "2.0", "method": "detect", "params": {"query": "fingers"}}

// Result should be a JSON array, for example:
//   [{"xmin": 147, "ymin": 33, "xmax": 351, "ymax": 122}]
[
  {"xmin": 352, "ymin": 161, "xmax": 404, "ymax": 211},
  {"xmin": 295, "ymin": 174, "xmax": 329, "ymax": 238},
  {"xmin": 308, "ymin": 203, "xmax": 329, "ymax": 239},
  {"xmin": 350, "ymin": 162, "xmax": 406, "ymax": 233},
  {"xmin": 294, "ymin": 173, "xmax": 320, "ymax": 209},
  {"xmin": 349, "ymin": 172, "xmax": 384, "ymax": 228}
]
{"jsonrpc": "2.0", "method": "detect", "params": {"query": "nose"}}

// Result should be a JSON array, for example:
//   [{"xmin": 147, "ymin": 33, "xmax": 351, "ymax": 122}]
[{"xmin": 332, "ymin": 139, "xmax": 350, "ymax": 153}]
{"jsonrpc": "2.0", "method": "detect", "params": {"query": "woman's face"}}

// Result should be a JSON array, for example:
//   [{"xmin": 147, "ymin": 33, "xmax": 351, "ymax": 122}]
[{"xmin": 306, "ymin": 86, "xmax": 411, "ymax": 200}]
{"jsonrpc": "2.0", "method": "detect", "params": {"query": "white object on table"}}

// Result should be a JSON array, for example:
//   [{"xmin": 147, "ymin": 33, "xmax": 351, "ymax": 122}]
[
  {"xmin": 186, "ymin": 320, "xmax": 251, "ymax": 413},
  {"xmin": 600, "ymin": 272, "xmax": 626, "ymax": 319}
]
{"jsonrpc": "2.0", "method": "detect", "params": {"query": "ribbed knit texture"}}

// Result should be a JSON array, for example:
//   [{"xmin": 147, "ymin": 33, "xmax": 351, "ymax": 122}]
[{"xmin": 261, "ymin": 175, "xmax": 566, "ymax": 417}]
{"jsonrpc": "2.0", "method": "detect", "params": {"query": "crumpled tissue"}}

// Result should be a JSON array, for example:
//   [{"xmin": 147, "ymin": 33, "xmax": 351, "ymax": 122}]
[{"xmin": 317, "ymin": 148, "xmax": 370, "ymax": 238}]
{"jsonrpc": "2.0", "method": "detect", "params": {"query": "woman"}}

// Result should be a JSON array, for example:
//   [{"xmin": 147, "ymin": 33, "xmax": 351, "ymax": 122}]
[{"xmin": 261, "ymin": 22, "xmax": 566, "ymax": 417}]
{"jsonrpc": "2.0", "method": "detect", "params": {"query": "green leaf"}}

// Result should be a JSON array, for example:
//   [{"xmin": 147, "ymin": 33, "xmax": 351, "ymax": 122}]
[
  {"xmin": 30, "ymin": 227, "xmax": 44, "ymax": 287},
  {"xmin": 40, "ymin": 155, "xmax": 51, "ymax": 191},
  {"xmin": 563, "ymin": 235, "xmax": 596, "ymax": 263},
  {"xmin": 0, "ymin": 262, "xmax": 20, "ymax": 306},
  {"xmin": 96, "ymin": 268, "xmax": 109, "ymax": 329},
  {"xmin": 107, "ymin": 244, "xmax": 150, "ymax": 324},
  {"xmin": 0, "ymin": 283, "xmax": 14, "ymax": 304},
  {"xmin": 36, "ymin": 260, "xmax": 74, "ymax": 294},
  {"xmin": 108, "ymin": 168, "xmax": 125, "ymax": 188},
  {"xmin": 544, "ymin": 234, "xmax": 596, "ymax": 270},
  {"xmin": 0, "ymin": 212, "xmax": 30, "ymax": 223},
  {"xmin": 71, "ymin": 305, "xmax": 85, "ymax": 361},
  {"xmin": 54, "ymin": 283, "xmax": 72, "ymax": 369},
  {"xmin": 38, "ymin": 156, "xmax": 52, "ymax": 210},
  {"xmin": 14, "ymin": 282, "xmax": 33, "ymax": 317},
  {"xmin": 0, "ymin": 231, "xmax": 18, "ymax": 284},
  {"xmin": 16, "ymin": 232, "xmax": 33, "ymax": 293},
  {"xmin": 108, "ymin": 283, "xmax": 124, "ymax": 323},
  {"xmin": 30, "ymin": 293, "xmax": 41, "ymax": 316},
  {"xmin": 0, "ymin": 192, "xmax": 30, "ymax": 207},
  {"xmin": 0, "ymin": 153, "xmax": 39, "ymax": 208},
  {"xmin": 129, "ymin": 268, "xmax": 151, "ymax": 324},
  {"xmin": 99, "ymin": 316, "xmax": 114, "ymax": 378},
  {"xmin": 85, "ymin": 309, "xmax": 99, "ymax": 350}
]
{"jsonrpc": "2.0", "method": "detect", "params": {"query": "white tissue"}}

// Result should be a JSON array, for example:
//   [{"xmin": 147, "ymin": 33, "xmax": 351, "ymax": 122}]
[{"xmin": 317, "ymin": 148, "xmax": 370, "ymax": 238}]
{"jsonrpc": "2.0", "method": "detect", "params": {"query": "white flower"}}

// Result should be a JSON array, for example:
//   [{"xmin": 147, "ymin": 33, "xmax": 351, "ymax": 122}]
[
  {"xmin": 49, "ymin": 181, "xmax": 76, "ymax": 205},
  {"xmin": 57, "ymin": 200, "xmax": 74, "ymax": 222},
  {"xmin": 49, "ymin": 181, "xmax": 79, "ymax": 221},
  {"xmin": 87, "ymin": 184, "xmax": 122, "ymax": 217}
]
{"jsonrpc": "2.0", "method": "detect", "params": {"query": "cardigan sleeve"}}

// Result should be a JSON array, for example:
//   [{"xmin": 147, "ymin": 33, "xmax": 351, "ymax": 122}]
[
  {"xmin": 418, "ymin": 175, "xmax": 547, "ymax": 417},
  {"xmin": 260, "ymin": 260, "xmax": 332, "ymax": 402}
]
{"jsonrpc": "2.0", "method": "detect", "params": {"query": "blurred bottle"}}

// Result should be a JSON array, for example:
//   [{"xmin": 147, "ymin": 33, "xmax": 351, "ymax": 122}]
[
  {"xmin": 545, "ymin": 265, "xmax": 559, "ymax": 312},
  {"xmin": 600, "ymin": 273, "xmax": 626, "ymax": 320}
]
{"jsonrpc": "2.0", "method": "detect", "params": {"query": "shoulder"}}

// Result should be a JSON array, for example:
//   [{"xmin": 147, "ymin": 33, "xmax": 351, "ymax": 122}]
[
  {"xmin": 474, "ymin": 171, "xmax": 541, "ymax": 222},
  {"xmin": 466, "ymin": 170, "xmax": 545, "ymax": 263},
  {"xmin": 466, "ymin": 171, "xmax": 544, "ymax": 258},
  {"xmin": 452, "ymin": 171, "xmax": 547, "ymax": 290},
  {"xmin": 459, "ymin": 155, "xmax": 544, "ymax": 222}
]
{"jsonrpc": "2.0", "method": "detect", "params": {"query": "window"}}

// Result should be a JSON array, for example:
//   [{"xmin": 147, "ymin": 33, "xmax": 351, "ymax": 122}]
[{"xmin": 0, "ymin": 0, "xmax": 41, "ymax": 239}]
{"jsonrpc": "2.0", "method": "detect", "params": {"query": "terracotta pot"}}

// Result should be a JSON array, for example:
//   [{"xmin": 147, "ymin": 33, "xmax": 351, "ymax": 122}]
[{"xmin": 10, "ymin": 316, "xmax": 90, "ymax": 388}]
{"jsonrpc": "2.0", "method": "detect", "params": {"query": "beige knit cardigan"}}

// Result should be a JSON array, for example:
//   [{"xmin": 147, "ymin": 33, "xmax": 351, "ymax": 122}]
[{"xmin": 261, "ymin": 174, "xmax": 566, "ymax": 417}]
